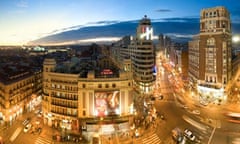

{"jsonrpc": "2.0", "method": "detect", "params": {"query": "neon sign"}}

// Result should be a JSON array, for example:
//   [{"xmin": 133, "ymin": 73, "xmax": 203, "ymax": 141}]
[{"xmin": 140, "ymin": 26, "xmax": 153, "ymax": 40}]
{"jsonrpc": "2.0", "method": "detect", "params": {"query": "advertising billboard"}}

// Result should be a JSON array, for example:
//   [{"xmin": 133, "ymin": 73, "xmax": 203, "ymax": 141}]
[{"xmin": 94, "ymin": 91, "xmax": 120, "ymax": 116}]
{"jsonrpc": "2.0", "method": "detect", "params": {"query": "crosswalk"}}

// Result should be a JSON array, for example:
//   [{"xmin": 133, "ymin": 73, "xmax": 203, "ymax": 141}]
[
  {"xmin": 142, "ymin": 133, "xmax": 161, "ymax": 144},
  {"xmin": 35, "ymin": 136, "xmax": 52, "ymax": 144}
]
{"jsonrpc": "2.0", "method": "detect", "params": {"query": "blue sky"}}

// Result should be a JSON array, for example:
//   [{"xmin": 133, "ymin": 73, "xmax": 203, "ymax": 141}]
[{"xmin": 0, "ymin": 0, "xmax": 239, "ymax": 45}]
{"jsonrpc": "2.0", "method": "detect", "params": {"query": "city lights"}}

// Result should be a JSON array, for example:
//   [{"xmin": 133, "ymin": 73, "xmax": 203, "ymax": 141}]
[
  {"xmin": 233, "ymin": 35, "xmax": 240, "ymax": 43},
  {"xmin": 0, "ymin": 2, "xmax": 240, "ymax": 144}
]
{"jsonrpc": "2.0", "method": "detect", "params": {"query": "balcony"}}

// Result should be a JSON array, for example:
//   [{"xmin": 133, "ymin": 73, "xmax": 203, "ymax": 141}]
[
  {"xmin": 51, "ymin": 102, "xmax": 78, "ymax": 109},
  {"xmin": 51, "ymin": 110, "xmax": 77, "ymax": 117},
  {"xmin": 51, "ymin": 95, "xmax": 78, "ymax": 101}
]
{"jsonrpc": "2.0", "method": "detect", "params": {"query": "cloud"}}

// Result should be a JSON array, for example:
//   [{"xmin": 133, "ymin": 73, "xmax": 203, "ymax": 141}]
[
  {"xmin": 34, "ymin": 37, "xmax": 122, "ymax": 46},
  {"xmin": 152, "ymin": 17, "xmax": 199, "ymax": 23},
  {"xmin": 47, "ymin": 20, "xmax": 120, "ymax": 36},
  {"xmin": 17, "ymin": 0, "xmax": 28, "ymax": 8},
  {"xmin": 155, "ymin": 9, "xmax": 172, "ymax": 12},
  {"xmin": 165, "ymin": 33, "xmax": 194, "ymax": 39}
]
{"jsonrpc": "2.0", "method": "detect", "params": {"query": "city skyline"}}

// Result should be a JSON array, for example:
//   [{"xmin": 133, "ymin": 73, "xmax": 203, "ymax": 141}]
[{"xmin": 0, "ymin": 0, "xmax": 239, "ymax": 45}]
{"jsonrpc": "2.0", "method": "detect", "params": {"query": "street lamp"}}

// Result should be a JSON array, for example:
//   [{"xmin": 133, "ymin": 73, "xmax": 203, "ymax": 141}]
[{"xmin": 232, "ymin": 35, "xmax": 240, "ymax": 43}]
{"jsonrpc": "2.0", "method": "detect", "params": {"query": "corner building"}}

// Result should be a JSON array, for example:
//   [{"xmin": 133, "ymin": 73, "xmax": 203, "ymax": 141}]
[
  {"xmin": 42, "ymin": 58, "xmax": 133, "ymax": 135},
  {"xmin": 0, "ymin": 70, "xmax": 42, "ymax": 124},
  {"xmin": 189, "ymin": 6, "xmax": 232, "ymax": 102},
  {"xmin": 128, "ymin": 15, "xmax": 155, "ymax": 95}
]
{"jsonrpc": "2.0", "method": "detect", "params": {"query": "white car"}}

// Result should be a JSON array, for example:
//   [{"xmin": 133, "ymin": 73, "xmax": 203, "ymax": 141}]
[
  {"xmin": 184, "ymin": 129, "xmax": 195, "ymax": 141},
  {"xmin": 23, "ymin": 124, "xmax": 32, "ymax": 133},
  {"xmin": 183, "ymin": 105, "xmax": 188, "ymax": 109},
  {"xmin": 192, "ymin": 110, "xmax": 200, "ymax": 115}
]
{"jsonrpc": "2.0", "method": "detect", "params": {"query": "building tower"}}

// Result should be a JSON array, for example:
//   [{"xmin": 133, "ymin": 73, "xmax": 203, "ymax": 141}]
[
  {"xmin": 129, "ymin": 15, "xmax": 155, "ymax": 95},
  {"xmin": 189, "ymin": 6, "xmax": 232, "ymax": 103}
]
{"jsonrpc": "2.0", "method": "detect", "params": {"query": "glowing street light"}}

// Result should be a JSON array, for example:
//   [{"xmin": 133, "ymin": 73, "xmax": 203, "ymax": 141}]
[{"xmin": 232, "ymin": 35, "xmax": 240, "ymax": 43}]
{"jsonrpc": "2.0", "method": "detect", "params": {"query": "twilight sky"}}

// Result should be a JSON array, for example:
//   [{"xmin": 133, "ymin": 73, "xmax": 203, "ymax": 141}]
[{"xmin": 0, "ymin": 0, "xmax": 239, "ymax": 45}]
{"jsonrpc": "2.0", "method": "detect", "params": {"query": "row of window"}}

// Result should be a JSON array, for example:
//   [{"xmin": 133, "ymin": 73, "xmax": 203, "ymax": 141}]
[
  {"xmin": 51, "ymin": 108, "xmax": 77, "ymax": 117},
  {"xmin": 51, "ymin": 84, "xmax": 78, "ymax": 91},
  {"xmin": 204, "ymin": 10, "xmax": 228, "ymax": 18},
  {"xmin": 48, "ymin": 82, "xmax": 130, "ymax": 90},
  {"xmin": 51, "ymin": 99, "xmax": 77, "ymax": 108},
  {"xmin": 51, "ymin": 92, "xmax": 78, "ymax": 100}
]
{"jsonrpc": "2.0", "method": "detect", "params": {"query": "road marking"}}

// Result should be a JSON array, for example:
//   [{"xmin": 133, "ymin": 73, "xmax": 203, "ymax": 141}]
[
  {"xmin": 35, "ymin": 136, "xmax": 52, "ymax": 144},
  {"xmin": 142, "ymin": 133, "xmax": 161, "ymax": 144},
  {"xmin": 208, "ymin": 127, "xmax": 216, "ymax": 144},
  {"xmin": 182, "ymin": 115, "xmax": 208, "ymax": 133},
  {"xmin": 9, "ymin": 127, "xmax": 22, "ymax": 142}
]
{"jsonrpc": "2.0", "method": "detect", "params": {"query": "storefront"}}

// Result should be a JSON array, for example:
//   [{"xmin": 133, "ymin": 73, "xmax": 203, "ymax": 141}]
[{"xmin": 197, "ymin": 85, "xmax": 227, "ymax": 104}]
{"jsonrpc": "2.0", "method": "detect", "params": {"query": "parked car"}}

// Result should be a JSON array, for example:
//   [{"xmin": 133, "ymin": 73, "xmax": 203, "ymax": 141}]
[
  {"xmin": 24, "ymin": 124, "xmax": 32, "ymax": 133},
  {"xmin": 184, "ymin": 129, "xmax": 196, "ymax": 141}
]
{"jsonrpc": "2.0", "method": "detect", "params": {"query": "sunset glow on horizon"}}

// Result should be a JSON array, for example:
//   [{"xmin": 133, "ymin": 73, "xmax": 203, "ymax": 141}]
[{"xmin": 0, "ymin": 0, "xmax": 239, "ymax": 45}]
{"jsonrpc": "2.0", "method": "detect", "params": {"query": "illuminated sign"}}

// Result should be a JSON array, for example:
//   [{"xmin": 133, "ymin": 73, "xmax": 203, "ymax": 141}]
[
  {"xmin": 94, "ymin": 91, "xmax": 120, "ymax": 116},
  {"xmin": 140, "ymin": 26, "xmax": 153, "ymax": 40},
  {"xmin": 101, "ymin": 69, "xmax": 113, "ymax": 75},
  {"xmin": 152, "ymin": 65, "xmax": 157, "ymax": 76}
]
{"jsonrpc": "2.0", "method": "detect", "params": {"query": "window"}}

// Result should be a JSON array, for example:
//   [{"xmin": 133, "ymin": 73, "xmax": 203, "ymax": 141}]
[
  {"xmin": 112, "ymin": 83, "xmax": 116, "ymax": 88},
  {"xmin": 105, "ymin": 84, "xmax": 109, "ymax": 88}
]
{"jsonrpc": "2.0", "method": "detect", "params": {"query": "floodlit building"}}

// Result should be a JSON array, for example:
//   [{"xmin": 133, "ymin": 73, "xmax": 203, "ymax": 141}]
[
  {"xmin": 189, "ymin": 6, "xmax": 232, "ymax": 104},
  {"xmin": 0, "ymin": 69, "xmax": 42, "ymax": 124},
  {"xmin": 128, "ymin": 15, "xmax": 156, "ymax": 95},
  {"xmin": 42, "ymin": 55, "xmax": 134, "ymax": 136}
]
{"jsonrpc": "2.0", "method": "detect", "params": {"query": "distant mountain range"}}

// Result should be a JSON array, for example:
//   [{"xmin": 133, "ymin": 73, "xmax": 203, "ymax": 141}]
[{"xmin": 29, "ymin": 18, "xmax": 240, "ymax": 45}]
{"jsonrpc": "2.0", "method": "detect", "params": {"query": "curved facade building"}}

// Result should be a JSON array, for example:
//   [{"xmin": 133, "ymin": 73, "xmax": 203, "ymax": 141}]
[
  {"xmin": 129, "ymin": 15, "xmax": 155, "ymax": 95},
  {"xmin": 42, "ymin": 58, "xmax": 134, "ymax": 134}
]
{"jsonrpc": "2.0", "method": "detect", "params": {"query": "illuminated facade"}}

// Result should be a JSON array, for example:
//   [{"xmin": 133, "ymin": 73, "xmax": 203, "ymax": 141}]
[
  {"xmin": 0, "ymin": 70, "xmax": 42, "ymax": 124},
  {"xmin": 128, "ymin": 15, "xmax": 155, "ymax": 95},
  {"xmin": 42, "ymin": 58, "xmax": 133, "ymax": 133},
  {"xmin": 189, "ymin": 6, "xmax": 232, "ymax": 103}
]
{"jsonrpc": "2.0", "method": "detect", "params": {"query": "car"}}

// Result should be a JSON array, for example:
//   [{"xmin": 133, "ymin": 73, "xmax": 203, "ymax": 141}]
[
  {"xmin": 157, "ymin": 95, "xmax": 163, "ymax": 100},
  {"xmin": 200, "ymin": 100, "xmax": 208, "ymax": 106},
  {"xmin": 34, "ymin": 109, "xmax": 40, "ymax": 114},
  {"xmin": 192, "ymin": 110, "xmax": 200, "ymax": 115},
  {"xmin": 182, "ymin": 105, "xmax": 188, "ymax": 109},
  {"xmin": 23, "ymin": 124, "xmax": 32, "ymax": 133},
  {"xmin": 184, "ymin": 129, "xmax": 195, "ymax": 141},
  {"xmin": 150, "ymin": 97, "xmax": 156, "ymax": 101},
  {"xmin": 36, "ymin": 127, "xmax": 42, "ymax": 134}
]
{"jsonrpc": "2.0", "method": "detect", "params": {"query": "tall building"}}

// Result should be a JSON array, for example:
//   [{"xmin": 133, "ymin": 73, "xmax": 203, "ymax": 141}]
[
  {"xmin": 189, "ymin": 6, "xmax": 232, "ymax": 103},
  {"xmin": 128, "ymin": 15, "xmax": 155, "ymax": 95}
]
